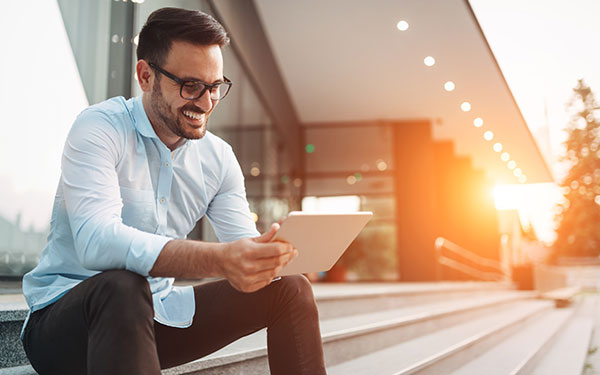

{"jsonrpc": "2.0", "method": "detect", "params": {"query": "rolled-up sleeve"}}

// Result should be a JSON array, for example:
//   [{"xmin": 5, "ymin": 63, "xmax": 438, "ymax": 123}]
[
  {"xmin": 206, "ymin": 145, "xmax": 260, "ymax": 242},
  {"xmin": 62, "ymin": 110, "xmax": 170, "ymax": 275}
]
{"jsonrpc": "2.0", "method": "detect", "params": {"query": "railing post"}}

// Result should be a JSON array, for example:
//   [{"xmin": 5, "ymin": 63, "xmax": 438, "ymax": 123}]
[{"xmin": 434, "ymin": 237, "xmax": 444, "ymax": 281}]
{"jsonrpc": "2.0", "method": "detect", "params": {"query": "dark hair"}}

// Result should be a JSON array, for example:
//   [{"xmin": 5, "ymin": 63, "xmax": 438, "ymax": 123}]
[{"xmin": 136, "ymin": 7, "xmax": 229, "ymax": 66}]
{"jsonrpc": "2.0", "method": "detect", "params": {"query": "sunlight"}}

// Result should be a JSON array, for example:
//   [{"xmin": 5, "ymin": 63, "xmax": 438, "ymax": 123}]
[
  {"xmin": 302, "ymin": 196, "xmax": 361, "ymax": 213},
  {"xmin": 493, "ymin": 185, "xmax": 523, "ymax": 210},
  {"xmin": 493, "ymin": 183, "xmax": 564, "ymax": 243}
]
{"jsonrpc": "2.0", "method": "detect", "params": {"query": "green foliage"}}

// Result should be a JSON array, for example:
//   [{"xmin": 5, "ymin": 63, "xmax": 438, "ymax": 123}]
[{"xmin": 552, "ymin": 79, "xmax": 600, "ymax": 261}]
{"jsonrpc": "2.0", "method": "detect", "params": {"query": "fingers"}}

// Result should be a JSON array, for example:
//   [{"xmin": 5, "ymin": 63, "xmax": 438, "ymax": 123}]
[
  {"xmin": 224, "ymin": 234, "xmax": 299, "ymax": 293},
  {"xmin": 228, "ymin": 248, "xmax": 298, "ymax": 293},
  {"xmin": 248, "ymin": 241, "xmax": 293, "ymax": 259},
  {"xmin": 253, "ymin": 222, "xmax": 280, "ymax": 243},
  {"xmin": 251, "ymin": 250, "xmax": 297, "ymax": 273},
  {"xmin": 237, "ymin": 268, "xmax": 287, "ymax": 292}
]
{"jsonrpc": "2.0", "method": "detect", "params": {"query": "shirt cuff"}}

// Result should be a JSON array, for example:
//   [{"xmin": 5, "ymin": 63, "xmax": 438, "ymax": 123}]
[{"xmin": 126, "ymin": 231, "xmax": 172, "ymax": 276}]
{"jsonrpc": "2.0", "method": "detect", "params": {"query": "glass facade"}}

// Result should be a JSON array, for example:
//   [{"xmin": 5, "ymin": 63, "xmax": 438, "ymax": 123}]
[{"xmin": 303, "ymin": 124, "xmax": 398, "ymax": 280}]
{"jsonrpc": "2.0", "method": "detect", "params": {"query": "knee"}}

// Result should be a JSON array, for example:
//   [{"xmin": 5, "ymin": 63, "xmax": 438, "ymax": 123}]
[
  {"xmin": 278, "ymin": 275, "xmax": 317, "ymax": 311},
  {"xmin": 87, "ymin": 270, "xmax": 152, "ymax": 314}
]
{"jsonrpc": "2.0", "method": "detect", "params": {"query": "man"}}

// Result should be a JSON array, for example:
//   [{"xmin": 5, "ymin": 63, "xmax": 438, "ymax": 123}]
[{"xmin": 21, "ymin": 7, "xmax": 326, "ymax": 375}]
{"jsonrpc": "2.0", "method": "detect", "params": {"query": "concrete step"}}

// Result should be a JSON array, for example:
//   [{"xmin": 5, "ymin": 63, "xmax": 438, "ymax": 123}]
[
  {"xmin": 162, "ymin": 290, "xmax": 533, "ymax": 374},
  {"xmin": 0, "ymin": 294, "xmax": 28, "ymax": 369},
  {"xmin": 529, "ymin": 316, "xmax": 594, "ymax": 375},
  {"xmin": 0, "ymin": 366, "xmax": 33, "ymax": 375},
  {"xmin": 313, "ymin": 281, "xmax": 515, "ymax": 320},
  {"xmin": 448, "ymin": 307, "xmax": 574, "ymax": 375},
  {"xmin": 0, "ymin": 282, "xmax": 519, "ymax": 375},
  {"xmin": 326, "ymin": 299, "xmax": 553, "ymax": 375}
]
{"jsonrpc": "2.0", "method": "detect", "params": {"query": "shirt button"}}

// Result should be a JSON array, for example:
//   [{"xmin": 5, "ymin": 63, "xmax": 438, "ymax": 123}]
[
  {"xmin": 159, "ymin": 197, "xmax": 166, "ymax": 204},
  {"xmin": 165, "ymin": 162, "xmax": 170, "ymax": 168}
]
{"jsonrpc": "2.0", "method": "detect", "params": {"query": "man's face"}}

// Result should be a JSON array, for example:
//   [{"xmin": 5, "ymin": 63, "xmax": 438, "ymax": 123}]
[{"xmin": 147, "ymin": 41, "xmax": 224, "ymax": 143}]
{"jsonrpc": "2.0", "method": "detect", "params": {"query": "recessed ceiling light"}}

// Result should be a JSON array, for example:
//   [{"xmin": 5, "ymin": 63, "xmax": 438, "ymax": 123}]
[
  {"xmin": 396, "ymin": 20, "xmax": 409, "ymax": 31},
  {"xmin": 483, "ymin": 131, "xmax": 494, "ymax": 141},
  {"xmin": 513, "ymin": 168, "xmax": 522, "ymax": 177},
  {"xmin": 518, "ymin": 175, "xmax": 527, "ymax": 183},
  {"xmin": 461, "ymin": 102, "xmax": 471, "ymax": 112},
  {"xmin": 444, "ymin": 81, "xmax": 455, "ymax": 91},
  {"xmin": 424, "ymin": 56, "xmax": 436, "ymax": 67},
  {"xmin": 473, "ymin": 117, "xmax": 483, "ymax": 127},
  {"xmin": 507, "ymin": 160, "xmax": 516, "ymax": 170},
  {"xmin": 493, "ymin": 143, "xmax": 503, "ymax": 152},
  {"xmin": 501, "ymin": 152, "xmax": 510, "ymax": 162}
]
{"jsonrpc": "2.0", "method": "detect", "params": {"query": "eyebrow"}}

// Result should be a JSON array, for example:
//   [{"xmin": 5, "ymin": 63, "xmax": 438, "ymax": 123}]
[{"xmin": 180, "ymin": 75, "xmax": 224, "ymax": 84}]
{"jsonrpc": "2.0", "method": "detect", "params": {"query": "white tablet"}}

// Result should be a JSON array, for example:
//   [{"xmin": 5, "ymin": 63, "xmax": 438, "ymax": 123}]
[{"xmin": 271, "ymin": 211, "xmax": 373, "ymax": 276}]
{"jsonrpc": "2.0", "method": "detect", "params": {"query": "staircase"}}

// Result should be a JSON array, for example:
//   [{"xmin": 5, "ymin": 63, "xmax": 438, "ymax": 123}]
[{"xmin": 0, "ymin": 282, "xmax": 594, "ymax": 375}]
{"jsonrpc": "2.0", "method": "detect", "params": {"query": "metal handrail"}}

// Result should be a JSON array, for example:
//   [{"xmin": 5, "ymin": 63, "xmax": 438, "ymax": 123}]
[{"xmin": 435, "ymin": 237, "xmax": 506, "ymax": 281}]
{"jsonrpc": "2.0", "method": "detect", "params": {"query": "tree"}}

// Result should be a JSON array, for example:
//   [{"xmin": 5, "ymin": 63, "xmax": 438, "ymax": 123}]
[{"xmin": 553, "ymin": 79, "xmax": 600, "ymax": 261}]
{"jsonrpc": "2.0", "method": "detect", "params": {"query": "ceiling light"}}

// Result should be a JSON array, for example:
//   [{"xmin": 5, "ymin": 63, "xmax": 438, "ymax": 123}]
[
  {"xmin": 461, "ymin": 102, "xmax": 471, "ymax": 112},
  {"xmin": 444, "ymin": 81, "xmax": 455, "ymax": 91},
  {"xmin": 483, "ymin": 131, "xmax": 494, "ymax": 141},
  {"xmin": 513, "ymin": 168, "xmax": 522, "ymax": 177},
  {"xmin": 473, "ymin": 117, "xmax": 483, "ymax": 127},
  {"xmin": 396, "ymin": 20, "xmax": 409, "ymax": 31},
  {"xmin": 493, "ymin": 143, "xmax": 503, "ymax": 152},
  {"xmin": 501, "ymin": 152, "xmax": 510, "ymax": 162},
  {"xmin": 507, "ymin": 160, "xmax": 516, "ymax": 170},
  {"xmin": 424, "ymin": 56, "xmax": 436, "ymax": 67},
  {"xmin": 518, "ymin": 175, "xmax": 527, "ymax": 184}
]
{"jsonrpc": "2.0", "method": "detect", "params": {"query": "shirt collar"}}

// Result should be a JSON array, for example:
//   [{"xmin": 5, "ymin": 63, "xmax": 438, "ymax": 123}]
[{"xmin": 132, "ymin": 94, "xmax": 159, "ymax": 139}]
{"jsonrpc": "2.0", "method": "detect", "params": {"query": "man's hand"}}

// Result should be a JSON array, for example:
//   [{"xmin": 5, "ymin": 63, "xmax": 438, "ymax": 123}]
[{"xmin": 219, "ymin": 223, "xmax": 298, "ymax": 293}]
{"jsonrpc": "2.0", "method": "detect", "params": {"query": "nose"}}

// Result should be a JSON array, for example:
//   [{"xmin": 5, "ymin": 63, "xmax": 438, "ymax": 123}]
[{"xmin": 193, "ymin": 89, "xmax": 214, "ymax": 113}]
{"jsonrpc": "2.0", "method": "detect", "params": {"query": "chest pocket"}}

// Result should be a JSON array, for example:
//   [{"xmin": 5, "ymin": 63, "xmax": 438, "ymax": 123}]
[{"xmin": 119, "ymin": 186, "xmax": 158, "ymax": 233}]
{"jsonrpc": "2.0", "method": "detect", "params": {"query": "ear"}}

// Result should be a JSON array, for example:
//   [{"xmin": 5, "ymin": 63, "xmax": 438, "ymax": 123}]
[{"xmin": 136, "ymin": 60, "xmax": 154, "ymax": 92}]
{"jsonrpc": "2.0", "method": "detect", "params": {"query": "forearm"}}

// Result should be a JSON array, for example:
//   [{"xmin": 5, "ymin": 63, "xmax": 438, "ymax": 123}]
[{"xmin": 148, "ymin": 239, "xmax": 226, "ymax": 279}]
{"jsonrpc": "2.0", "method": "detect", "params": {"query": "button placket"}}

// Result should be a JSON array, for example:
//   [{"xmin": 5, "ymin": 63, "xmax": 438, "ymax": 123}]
[{"xmin": 155, "ymin": 144, "xmax": 174, "ymax": 234}]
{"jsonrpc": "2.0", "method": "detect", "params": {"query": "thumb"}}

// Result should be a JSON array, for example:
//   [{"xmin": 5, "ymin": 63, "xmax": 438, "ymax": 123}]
[{"xmin": 254, "ymin": 223, "xmax": 280, "ymax": 243}]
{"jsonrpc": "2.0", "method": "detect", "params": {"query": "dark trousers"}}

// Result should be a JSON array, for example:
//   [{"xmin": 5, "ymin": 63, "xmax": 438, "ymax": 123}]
[{"xmin": 22, "ymin": 270, "xmax": 326, "ymax": 375}]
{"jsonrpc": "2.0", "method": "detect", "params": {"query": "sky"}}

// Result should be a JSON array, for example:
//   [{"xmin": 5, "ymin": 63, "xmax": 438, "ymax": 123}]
[{"xmin": 469, "ymin": 0, "xmax": 600, "ymax": 243}]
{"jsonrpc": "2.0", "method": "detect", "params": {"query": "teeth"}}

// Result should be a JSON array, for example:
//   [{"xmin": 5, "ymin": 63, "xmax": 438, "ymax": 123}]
[{"xmin": 183, "ymin": 110, "xmax": 203, "ymax": 120}]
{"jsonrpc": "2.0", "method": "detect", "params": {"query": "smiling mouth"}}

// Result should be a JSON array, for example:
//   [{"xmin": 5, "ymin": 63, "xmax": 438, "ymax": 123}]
[{"xmin": 182, "ymin": 110, "xmax": 204, "ymax": 121}]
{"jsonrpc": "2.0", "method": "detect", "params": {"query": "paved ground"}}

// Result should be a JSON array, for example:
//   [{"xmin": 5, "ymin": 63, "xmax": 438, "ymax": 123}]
[{"xmin": 578, "ymin": 293, "xmax": 600, "ymax": 375}]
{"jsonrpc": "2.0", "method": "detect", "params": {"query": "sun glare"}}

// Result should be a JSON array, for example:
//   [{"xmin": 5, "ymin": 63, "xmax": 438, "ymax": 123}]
[{"xmin": 493, "ymin": 185, "xmax": 522, "ymax": 210}]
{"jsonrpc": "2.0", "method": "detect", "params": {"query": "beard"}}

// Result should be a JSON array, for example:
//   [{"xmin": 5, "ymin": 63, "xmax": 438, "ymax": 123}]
[{"xmin": 150, "ymin": 78, "xmax": 208, "ymax": 140}]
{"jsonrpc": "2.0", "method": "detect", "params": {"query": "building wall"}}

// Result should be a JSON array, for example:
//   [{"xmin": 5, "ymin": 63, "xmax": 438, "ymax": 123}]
[{"xmin": 304, "ymin": 120, "xmax": 501, "ymax": 281}]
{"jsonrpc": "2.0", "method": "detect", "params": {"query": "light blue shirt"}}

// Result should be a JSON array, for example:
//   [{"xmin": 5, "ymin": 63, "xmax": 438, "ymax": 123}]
[{"xmin": 22, "ymin": 95, "xmax": 259, "ymax": 334}]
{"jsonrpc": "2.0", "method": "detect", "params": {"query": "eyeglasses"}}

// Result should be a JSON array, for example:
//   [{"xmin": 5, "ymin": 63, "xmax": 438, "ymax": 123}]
[{"xmin": 149, "ymin": 62, "xmax": 232, "ymax": 101}]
